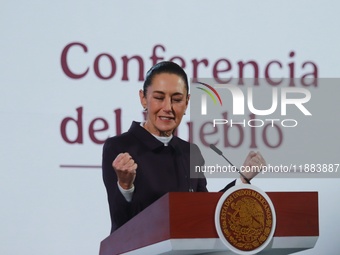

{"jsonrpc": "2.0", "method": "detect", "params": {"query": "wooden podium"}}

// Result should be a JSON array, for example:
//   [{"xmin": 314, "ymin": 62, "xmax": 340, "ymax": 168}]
[{"xmin": 99, "ymin": 192, "xmax": 318, "ymax": 255}]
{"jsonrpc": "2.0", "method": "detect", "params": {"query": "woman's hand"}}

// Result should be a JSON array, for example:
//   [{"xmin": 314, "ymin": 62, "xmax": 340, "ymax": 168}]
[
  {"xmin": 112, "ymin": 153, "xmax": 137, "ymax": 190},
  {"xmin": 241, "ymin": 151, "xmax": 266, "ymax": 183}
]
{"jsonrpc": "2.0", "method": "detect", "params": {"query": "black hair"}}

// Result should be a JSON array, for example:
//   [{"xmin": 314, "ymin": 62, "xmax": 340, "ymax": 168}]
[{"xmin": 143, "ymin": 61, "xmax": 189, "ymax": 96}]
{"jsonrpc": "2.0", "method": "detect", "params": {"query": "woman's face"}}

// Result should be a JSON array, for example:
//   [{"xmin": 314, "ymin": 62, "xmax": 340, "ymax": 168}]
[{"xmin": 139, "ymin": 73, "xmax": 189, "ymax": 136}]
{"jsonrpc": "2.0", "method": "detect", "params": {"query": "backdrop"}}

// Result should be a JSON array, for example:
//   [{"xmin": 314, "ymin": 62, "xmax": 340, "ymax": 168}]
[{"xmin": 1, "ymin": 1, "xmax": 340, "ymax": 254}]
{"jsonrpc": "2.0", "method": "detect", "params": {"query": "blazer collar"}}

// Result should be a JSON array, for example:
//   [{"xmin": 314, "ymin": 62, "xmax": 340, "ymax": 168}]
[{"xmin": 129, "ymin": 121, "xmax": 180, "ymax": 151}]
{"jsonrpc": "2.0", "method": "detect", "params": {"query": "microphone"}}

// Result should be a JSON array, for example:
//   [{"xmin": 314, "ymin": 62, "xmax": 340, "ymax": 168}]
[{"xmin": 209, "ymin": 144, "xmax": 251, "ymax": 184}]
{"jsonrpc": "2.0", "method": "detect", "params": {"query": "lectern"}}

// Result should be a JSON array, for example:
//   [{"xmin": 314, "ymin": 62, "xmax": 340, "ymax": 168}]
[{"xmin": 99, "ymin": 191, "xmax": 318, "ymax": 255}]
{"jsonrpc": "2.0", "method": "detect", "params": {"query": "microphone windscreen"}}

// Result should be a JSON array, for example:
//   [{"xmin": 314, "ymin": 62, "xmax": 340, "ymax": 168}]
[{"xmin": 209, "ymin": 144, "xmax": 222, "ymax": 155}]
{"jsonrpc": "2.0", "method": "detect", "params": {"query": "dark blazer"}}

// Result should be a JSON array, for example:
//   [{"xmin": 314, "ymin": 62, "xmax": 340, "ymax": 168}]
[{"xmin": 102, "ymin": 121, "xmax": 235, "ymax": 233}]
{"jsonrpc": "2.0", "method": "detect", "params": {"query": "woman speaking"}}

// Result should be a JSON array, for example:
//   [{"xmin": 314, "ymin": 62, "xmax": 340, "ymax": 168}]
[{"xmin": 102, "ymin": 61, "xmax": 265, "ymax": 233}]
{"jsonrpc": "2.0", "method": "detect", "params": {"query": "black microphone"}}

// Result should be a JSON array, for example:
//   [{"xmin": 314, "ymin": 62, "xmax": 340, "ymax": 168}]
[{"xmin": 209, "ymin": 144, "xmax": 251, "ymax": 184}]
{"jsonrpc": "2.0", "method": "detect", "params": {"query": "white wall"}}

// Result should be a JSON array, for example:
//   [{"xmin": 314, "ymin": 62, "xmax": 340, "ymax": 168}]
[{"xmin": 1, "ymin": 1, "xmax": 339, "ymax": 254}]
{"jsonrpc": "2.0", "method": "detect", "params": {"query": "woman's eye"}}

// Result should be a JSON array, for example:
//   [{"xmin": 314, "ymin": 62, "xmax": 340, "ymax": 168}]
[
  {"xmin": 172, "ymin": 98, "xmax": 182, "ymax": 102},
  {"xmin": 154, "ymin": 97, "xmax": 164, "ymax": 101}
]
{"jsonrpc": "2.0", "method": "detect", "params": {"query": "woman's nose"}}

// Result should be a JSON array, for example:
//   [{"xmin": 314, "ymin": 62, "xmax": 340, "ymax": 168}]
[{"xmin": 163, "ymin": 97, "xmax": 173, "ymax": 112}]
